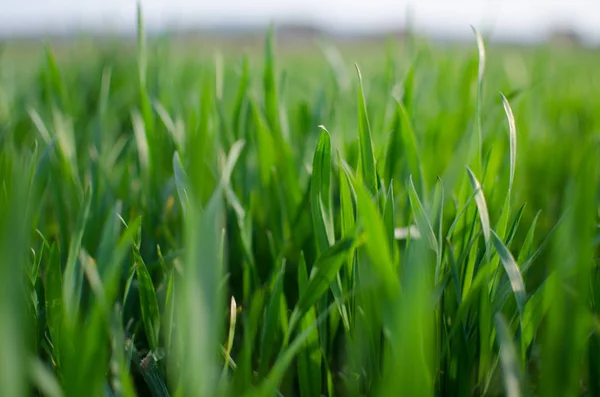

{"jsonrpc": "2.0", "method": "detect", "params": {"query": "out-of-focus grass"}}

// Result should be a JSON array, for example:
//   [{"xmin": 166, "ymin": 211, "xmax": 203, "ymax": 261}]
[{"xmin": 0, "ymin": 7, "xmax": 599, "ymax": 397}]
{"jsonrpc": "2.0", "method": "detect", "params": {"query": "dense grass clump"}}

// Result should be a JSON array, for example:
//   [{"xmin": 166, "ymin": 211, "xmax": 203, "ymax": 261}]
[{"xmin": 1, "ymin": 9, "xmax": 599, "ymax": 397}]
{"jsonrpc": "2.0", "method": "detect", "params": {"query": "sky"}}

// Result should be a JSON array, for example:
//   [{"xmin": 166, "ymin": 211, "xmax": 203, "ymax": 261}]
[{"xmin": 1, "ymin": 0, "xmax": 599, "ymax": 43}]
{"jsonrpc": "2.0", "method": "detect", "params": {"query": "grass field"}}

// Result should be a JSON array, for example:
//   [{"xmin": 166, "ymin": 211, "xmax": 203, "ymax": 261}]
[{"xmin": 1, "ymin": 6, "xmax": 599, "ymax": 397}]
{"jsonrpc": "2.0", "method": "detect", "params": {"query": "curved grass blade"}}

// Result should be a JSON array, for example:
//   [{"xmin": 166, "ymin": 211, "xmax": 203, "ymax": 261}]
[
  {"xmin": 494, "ymin": 313, "xmax": 524, "ymax": 397},
  {"xmin": 311, "ymin": 127, "xmax": 348, "ymax": 329},
  {"xmin": 501, "ymin": 93, "xmax": 517, "ymax": 192},
  {"xmin": 495, "ymin": 92, "xmax": 518, "ymax": 239},
  {"xmin": 491, "ymin": 230, "xmax": 526, "ymax": 317},
  {"xmin": 221, "ymin": 297, "xmax": 238, "ymax": 379},
  {"xmin": 355, "ymin": 64, "xmax": 378, "ymax": 194},
  {"xmin": 466, "ymin": 167, "xmax": 490, "ymax": 253},
  {"xmin": 471, "ymin": 25, "xmax": 486, "ymax": 171},
  {"xmin": 311, "ymin": 128, "xmax": 334, "ymax": 251},
  {"xmin": 491, "ymin": 203, "xmax": 527, "ymax": 297},
  {"xmin": 221, "ymin": 140, "xmax": 246, "ymax": 185}
]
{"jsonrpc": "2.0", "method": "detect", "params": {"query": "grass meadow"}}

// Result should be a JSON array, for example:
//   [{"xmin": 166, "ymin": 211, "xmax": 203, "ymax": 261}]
[{"xmin": 1, "ymin": 6, "xmax": 599, "ymax": 397}]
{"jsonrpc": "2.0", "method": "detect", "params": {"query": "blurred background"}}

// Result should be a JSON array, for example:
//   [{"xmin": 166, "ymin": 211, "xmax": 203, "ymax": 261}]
[{"xmin": 1, "ymin": 0, "xmax": 599, "ymax": 45}]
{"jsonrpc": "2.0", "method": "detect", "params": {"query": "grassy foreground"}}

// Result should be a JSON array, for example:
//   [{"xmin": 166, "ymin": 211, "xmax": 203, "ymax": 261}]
[{"xmin": 1, "ymin": 9, "xmax": 600, "ymax": 397}]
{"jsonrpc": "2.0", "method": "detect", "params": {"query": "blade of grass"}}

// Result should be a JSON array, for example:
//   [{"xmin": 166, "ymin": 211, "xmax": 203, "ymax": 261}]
[
  {"xmin": 354, "ymin": 183, "xmax": 400, "ymax": 296},
  {"xmin": 288, "ymin": 237, "xmax": 356, "ymax": 335},
  {"xmin": 63, "ymin": 185, "xmax": 91, "ymax": 323},
  {"xmin": 134, "ymin": 245, "xmax": 161, "ymax": 352},
  {"xmin": 466, "ymin": 167, "xmax": 491, "ymax": 255},
  {"xmin": 408, "ymin": 175, "xmax": 438, "ymax": 254},
  {"xmin": 311, "ymin": 127, "xmax": 334, "ymax": 251},
  {"xmin": 45, "ymin": 243, "xmax": 64, "ymax": 368},
  {"xmin": 355, "ymin": 64, "xmax": 378, "ymax": 194},
  {"xmin": 176, "ymin": 185, "xmax": 225, "ymax": 396},
  {"xmin": 259, "ymin": 260, "xmax": 286, "ymax": 378},
  {"xmin": 491, "ymin": 230, "xmax": 526, "ymax": 317},
  {"xmin": 494, "ymin": 313, "xmax": 524, "ymax": 397},
  {"xmin": 296, "ymin": 253, "xmax": 322, "ymax": 397},
  {"xmin": 471, "ymin": 25, "xmax": 485, "ymax": 172}
]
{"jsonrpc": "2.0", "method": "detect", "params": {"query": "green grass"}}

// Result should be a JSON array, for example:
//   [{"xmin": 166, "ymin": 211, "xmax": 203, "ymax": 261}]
[{"xmin": 1, "ymin": 7, "xmax": 600, "ymax": 397}]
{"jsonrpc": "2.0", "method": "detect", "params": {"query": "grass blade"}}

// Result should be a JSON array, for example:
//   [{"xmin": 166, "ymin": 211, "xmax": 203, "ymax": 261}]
[
  {"xmin": 355, "ymin": 64, "xmax": 378, "ymax": 194},
  {"xmin": 471, "ymin": 25, "xmax": 485, "ymax": 170},
  {"xmin": 466, "ymin": 167, "xmax": 491, "ymax": 253},
  {"xmin": 408, "ymin": 175, "xmax": 438, "ymax": 253},
  {"xmin": 311, "ymin": 127, "xmax": 334, "ymax": 251},
  {"xmin": 296, "ymin": 253, "xmax": 322, "ymax": 397},
  {"xmin": 176, "ymin": 185, "xmax": 225, "ymax": 396},
  {"xmin": 494, "ymin": 313, "xmax": 524, "ymax": 397},
  {"xmin": 288, "ymin": 238, "xmax": 356, "ymax": 334},
  {"xmin": 501, "ymin": 92, "xmax": 517, "ymax": 192},
  {"xmin": 491, "ymin": 230, "xmax": 526, "ymax": 317},
  {"xmin": 63, "ymin": 186, "xmax": 91, "ymax": 322},
  {"xmin": 517, "ymin": 210, "xmax": 541, "ymax": 265},
  {"xmin": 355, "ymin": 183, "xmax": 400, "ymax": 296},
  {"xmin": 139, "ymin": 352, "xmax": 170, "ymax": 397},
  {"xmin": 383, "ymin": 184, "xmax": 396, "ymax": 259},
  {"xmin": 172, "ymin": 151, "xmax": 189, "ymax": 216},
  {"xmin": 45, "ymin": 243, "xmax": 64, "ymax": 367},
  {"xmin": 134, "ymin": 245, "xmax": 161, "ymax": 352},
  {"xmin": 260, "ymin": 261, "xmax": 286, "ymax": 377}
]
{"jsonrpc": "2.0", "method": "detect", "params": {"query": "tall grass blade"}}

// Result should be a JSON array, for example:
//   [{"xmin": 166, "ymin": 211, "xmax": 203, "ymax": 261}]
[
  {"xmin": 494, "ymin": 313, "xmax": 524, "ymax": 397},
  {"xmin": 176, "ymin": 186, "xmax": 225, "ymax": 396},
  {"xmin": 471, "ymin": 25, "xmax": 486, "ymax": 171},
  {"xmin": 355, "ymin": 64, "xmax": 378, "ymax": 194},
  {"xmin": 491, "ymin": 230, "xmax": 526, "ymax": 317},
  {"xmin": 134, "ymin": 245, "xmax": 161, "ymax": 352},
  {"xmin": 408, "ymin": 175, "xmax": 438, "ymax": 253},
  {"xmin": 311, "ymin": 127, "xmax": 334, "ymax": 251},
  {"xmin": 260, "ymin": 261, "xmax": 286, "ymax": 377},
  {"xmin": 296, "ymin": 253, "xmax": 322, "ymax": 397},
  {"xmin": 63, "ymin": 186, "xmax": 91, "ymax": 322},
  {"xmin": 289, "ymin": 238, "xmax": 356, "ymax": 334},
  {"xmin": 466, "ymin": 167, "xmax": 490, "ymax": 252},
  {"xmin": 355, "ymin": 183, "xmax": 399, "ymax": 295}
]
